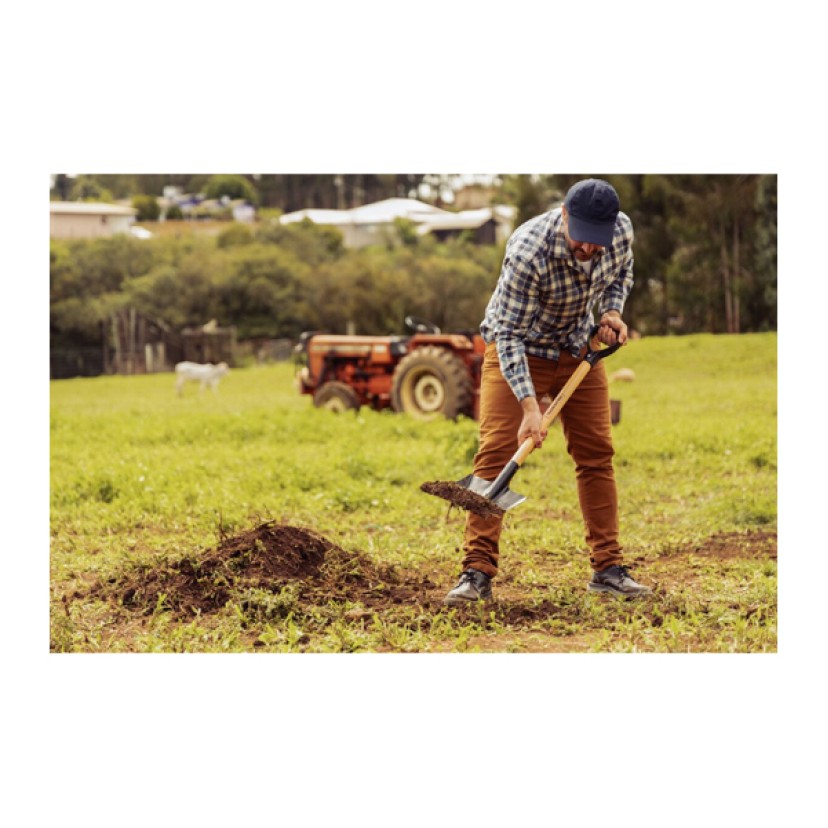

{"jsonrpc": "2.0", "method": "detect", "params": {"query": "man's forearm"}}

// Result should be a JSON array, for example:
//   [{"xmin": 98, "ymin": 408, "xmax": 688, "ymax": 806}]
[{"xmin": 521, "ymin": 395, "xmax": 540, "ymax": 415}]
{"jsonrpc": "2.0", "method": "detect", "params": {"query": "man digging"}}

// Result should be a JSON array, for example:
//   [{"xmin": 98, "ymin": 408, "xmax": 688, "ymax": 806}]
[{"xmin": 444, "ymin": 178, "xmax": 651, "ymax": 606}]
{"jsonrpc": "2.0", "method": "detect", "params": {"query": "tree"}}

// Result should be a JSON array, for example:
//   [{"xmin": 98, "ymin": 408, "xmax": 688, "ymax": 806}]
[
  {"xmin": 500, "ymin": 175, "xmax": 558, "ymax": 228},
  {"xmin": 751, "ymin": 175, "xmax": 777, "ymax": 331},
  {"xmin": 214, "ymin": 246, "xmax": 309, "ymax": 339},
  {"xmin": 51, "ymin": 174, "xmax": 71, "ymax": 200},
  {"xmin": 254, "ymin": 218, "xmax": 344, "ymax": 263},
  {"xmin": 252, "ymin": 174, "xmax": 430, "ymax": 212},
  {"xmin": 132, "ymin": 194, "xmax": 160, "ymax": 222},
  {"xmin": 204, "ymin": 174, "xmax": 259, "ymax": 205},
  {"xmin": 68, "ymin": 175, "xmax": 113, "ymax": 202},
  {"xmin": 217, "ymin": 223, "xmax": 254, "ymax": 248}
]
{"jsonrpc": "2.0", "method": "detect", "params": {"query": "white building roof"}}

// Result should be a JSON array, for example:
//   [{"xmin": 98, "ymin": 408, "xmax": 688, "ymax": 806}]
[
  {"xmin": 280, "ymin": 197, "xmax": 450, "ymax": 227},
  {"xmin": 280, "ymin": 208, "xmax": 355, "ymax": 226},
  {"xmin": 416, "ymin": 205, "xmax": 518, "ymax": 234},
  {"xmin": 50, "ymin": 201, "xmax": 137, "ymax": 216},
  {"xmin": 416, "ymin": 208, "xmax": 494, "ymax": 232},
  {"xmin": 347, "ymin": 198, "xmax": 449, "ymax": 223}
]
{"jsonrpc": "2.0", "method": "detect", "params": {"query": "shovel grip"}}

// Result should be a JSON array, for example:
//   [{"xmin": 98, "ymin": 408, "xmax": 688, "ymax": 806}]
[{"xmin": 584, "ymin": 324, "xmax": 624, "ymax": 365}]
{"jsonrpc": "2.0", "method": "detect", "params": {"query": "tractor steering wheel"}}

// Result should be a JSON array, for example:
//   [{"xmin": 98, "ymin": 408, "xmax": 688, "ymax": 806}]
[{"xmin": 404, "ymin": 315, "xmax": 441, "ymax": 334}]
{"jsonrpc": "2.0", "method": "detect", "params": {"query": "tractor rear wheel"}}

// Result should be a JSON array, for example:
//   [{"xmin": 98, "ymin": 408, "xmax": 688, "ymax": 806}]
[
  {"xmin": 391, "ymin": 346, "xmax": 473, "ymax": 420},
  {"xmin": 313, "ymin": 381, "xmax": 361, "ymax": 413}
]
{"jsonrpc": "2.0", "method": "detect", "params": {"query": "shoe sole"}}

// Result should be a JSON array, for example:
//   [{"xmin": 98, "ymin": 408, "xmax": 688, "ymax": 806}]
[{"xmin": 587, "ymin": 583, "xmax": 651, "ymax": 598}]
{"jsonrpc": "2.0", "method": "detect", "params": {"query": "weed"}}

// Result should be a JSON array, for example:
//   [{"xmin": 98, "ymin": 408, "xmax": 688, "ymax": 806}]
[{"xmin": 235, "ymin": 585, "xmax": 299, "ymax": 625}]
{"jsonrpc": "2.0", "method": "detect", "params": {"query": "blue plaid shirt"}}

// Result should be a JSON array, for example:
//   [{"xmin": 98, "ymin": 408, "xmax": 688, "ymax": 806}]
[{"xmin": 480, "ymin": 207, "xmax": 634, "ymax": 401}]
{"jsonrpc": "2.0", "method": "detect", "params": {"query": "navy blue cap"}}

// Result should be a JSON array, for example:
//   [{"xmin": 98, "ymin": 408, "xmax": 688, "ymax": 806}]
[{"xmin": 563, "ymin": 178, "xmax": 620, "ymax": 248}]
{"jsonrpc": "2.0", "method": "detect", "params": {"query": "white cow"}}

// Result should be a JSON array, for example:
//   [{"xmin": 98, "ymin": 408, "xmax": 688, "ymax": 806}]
[{"xmin": 175, "ymin": 361, "xmax": 229, "ymax": 395}]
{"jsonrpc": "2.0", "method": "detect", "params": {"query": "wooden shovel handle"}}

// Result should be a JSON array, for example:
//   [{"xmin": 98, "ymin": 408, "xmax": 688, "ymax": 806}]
[{"xmin": 512, "ymin": 360, "xmax": 592, "ymax": 466}]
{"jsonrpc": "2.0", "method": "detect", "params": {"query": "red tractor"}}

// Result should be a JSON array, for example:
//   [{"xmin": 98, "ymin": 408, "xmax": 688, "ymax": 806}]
[{"xmin": 295, "ymin": 317, "xmax": 486, "ymax": 420}]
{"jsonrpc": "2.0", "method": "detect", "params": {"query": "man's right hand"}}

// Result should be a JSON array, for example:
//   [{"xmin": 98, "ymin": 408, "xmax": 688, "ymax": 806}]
[{"xmin": 518, "ymin": 396, "xmax": 547, "ymax": 448}]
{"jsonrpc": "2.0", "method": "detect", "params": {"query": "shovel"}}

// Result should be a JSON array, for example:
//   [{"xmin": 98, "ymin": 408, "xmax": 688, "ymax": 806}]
[{"xmin": 421, "ymin": 325, "xmax": 623, "ymax": 518}]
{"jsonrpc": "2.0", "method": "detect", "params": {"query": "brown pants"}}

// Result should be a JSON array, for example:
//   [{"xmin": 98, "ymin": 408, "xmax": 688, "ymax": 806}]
[{"xmin": 462, "ymin": 342, "xmax": 623, "ymax": 577}]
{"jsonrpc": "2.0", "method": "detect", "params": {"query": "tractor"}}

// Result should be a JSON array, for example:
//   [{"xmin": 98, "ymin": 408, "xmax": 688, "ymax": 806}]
[{"xmin": 294, "ymin": 317, "xmax": 486, "ymax": 420}]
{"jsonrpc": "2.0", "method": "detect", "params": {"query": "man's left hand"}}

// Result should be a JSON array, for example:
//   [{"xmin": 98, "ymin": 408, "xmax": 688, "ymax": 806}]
[{"xmin": 598, "ymin": 311, "xmax": 628, "ymax": 346}]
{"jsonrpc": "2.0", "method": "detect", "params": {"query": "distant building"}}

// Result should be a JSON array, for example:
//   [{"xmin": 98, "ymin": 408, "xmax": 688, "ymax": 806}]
[
  {"xmin": 279, "ymin": 197, "xmax": 515, "ymax": 248},
  {"xmin": 231, "ymin": 201, "xmax": 256, "ymax": 223},
  {"xmin": 157, "ymin": 194, "xmax": 256, "ymax": 222},
  {"xmin": 50, "ymin": 201, "xmax": 137, "ymax": 239},
  {"xmin": 416, "ymin": 206, "xmax": 516, "ymax": 245}
]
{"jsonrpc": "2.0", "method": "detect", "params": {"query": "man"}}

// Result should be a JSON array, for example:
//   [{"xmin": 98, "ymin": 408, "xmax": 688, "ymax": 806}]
[{"xmin": 444, "ymin": 178, "xmax": 651, "ymax": 606}]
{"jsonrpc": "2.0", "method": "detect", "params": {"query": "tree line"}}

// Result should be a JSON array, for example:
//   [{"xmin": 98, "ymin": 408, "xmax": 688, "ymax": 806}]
[
  {"xmin": 50, "ymin": 174, "xmax": 777, "ymax": 356},
  {"xmin": 51, "ymin": 174, "xmax": 439, "ymax": 212},
  {"xmin": 50, "ymin": 220, "xmax": 502, "ymax": 349}
]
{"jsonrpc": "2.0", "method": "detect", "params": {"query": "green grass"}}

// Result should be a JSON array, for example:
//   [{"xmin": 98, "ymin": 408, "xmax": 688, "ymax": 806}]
[{"xmin": 50, "ymin": 332, "xmax": 777, "ymax": 652}]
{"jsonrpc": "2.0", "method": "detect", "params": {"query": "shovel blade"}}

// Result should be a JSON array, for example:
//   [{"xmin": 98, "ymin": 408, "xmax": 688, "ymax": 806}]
[{"xmin": 457, "ymin": 474, "xmax": 527, "ymax": 512}]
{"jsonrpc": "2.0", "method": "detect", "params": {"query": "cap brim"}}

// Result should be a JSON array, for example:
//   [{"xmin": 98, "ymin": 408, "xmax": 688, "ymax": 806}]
[{"xmin": 567, "ymin": 215, "xmax": 615, "ymax": 248}]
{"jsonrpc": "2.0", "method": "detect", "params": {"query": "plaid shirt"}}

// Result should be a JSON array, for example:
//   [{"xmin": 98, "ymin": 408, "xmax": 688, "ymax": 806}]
[{"xmin": 480, "ymin": 207, "xmax": 634, "ymax": 401}]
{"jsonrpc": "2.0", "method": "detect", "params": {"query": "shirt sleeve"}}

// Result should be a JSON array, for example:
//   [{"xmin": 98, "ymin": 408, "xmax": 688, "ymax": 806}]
[
  {"xmin": 492, "ymin": 251, "xmax": 540, "ymax": 401},
  {"xmin": 600, "ymin": 221, "xmax": 635, "ymax": 316}
]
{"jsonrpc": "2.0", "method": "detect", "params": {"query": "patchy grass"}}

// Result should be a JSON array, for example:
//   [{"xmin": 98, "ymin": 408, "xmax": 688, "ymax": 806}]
[{"xmin": 50, "ymin": 332, "xmax": 777, "ymax": 652}]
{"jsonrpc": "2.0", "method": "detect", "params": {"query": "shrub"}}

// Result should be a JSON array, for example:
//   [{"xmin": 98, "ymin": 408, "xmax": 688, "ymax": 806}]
[
  {"xmin": 132, "ymin": 194, "xmax": 160, "ymax": 222},
  {"xmin": 217, "ymin": 223, "xmax": 254, "ymax": 248}
]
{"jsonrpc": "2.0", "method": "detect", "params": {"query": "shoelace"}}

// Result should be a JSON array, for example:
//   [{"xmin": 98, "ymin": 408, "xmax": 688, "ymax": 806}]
[
  {"xmin": 602, "ymin": 565, "xmax": 631, "ymax": 581},
  {"xmin": 458, "ymin": 570, "xmax": 485, "ymax": 588}
]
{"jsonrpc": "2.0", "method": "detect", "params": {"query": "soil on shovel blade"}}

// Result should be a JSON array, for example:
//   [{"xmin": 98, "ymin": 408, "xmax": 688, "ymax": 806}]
[
  {"xmin": 94, "ymin": 521, "xmax": 433, "ymax": 619},
  {"xmin": 420, "ymin": 480, "xmax": 505, "ymax": 519}
]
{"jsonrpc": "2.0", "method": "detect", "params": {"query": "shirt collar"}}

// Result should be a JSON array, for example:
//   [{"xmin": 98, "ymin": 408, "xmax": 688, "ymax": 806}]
[{"xmin": 548, "ymin": 209, "xmax": 571, "ymax": 260}]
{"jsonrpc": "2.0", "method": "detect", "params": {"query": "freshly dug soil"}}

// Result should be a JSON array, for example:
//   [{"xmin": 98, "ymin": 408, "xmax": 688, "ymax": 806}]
[
  {"xmin": 420, "ymin": 480, "xmax": 505, "ymax": 519},
  {"xmin": 95, "ymin": 521, "xmax": 433, "ymax": 618}
]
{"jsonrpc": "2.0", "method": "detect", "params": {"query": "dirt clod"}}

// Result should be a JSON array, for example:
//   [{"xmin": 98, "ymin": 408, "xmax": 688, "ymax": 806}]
[{"xmin": 420, "ymin": 481, "xmax": 505, "ymax": 519}]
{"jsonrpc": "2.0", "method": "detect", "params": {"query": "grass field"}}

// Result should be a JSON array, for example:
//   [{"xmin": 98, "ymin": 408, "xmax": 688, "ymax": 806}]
[{"xmin": 50, "ymin": 332, "xmax": 777, "ymax": 653}]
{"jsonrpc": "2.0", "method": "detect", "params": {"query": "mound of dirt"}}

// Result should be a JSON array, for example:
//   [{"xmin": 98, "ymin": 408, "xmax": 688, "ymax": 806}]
[{"xmin": 96, "ymin": 521, "xmax": 433, "ymax": 618}]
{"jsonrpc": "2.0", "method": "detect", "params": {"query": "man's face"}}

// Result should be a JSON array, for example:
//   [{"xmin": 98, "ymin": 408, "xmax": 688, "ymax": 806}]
[{"xmin": 561, "ymin": 206, "xmax": 604, "ymax": 261}]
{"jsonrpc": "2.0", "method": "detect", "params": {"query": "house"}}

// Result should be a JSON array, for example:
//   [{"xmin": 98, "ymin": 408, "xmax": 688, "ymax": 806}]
[
  {"xmin": 415, "ymin": 206, "xmax": 517, "ymax": 245},
  {"xmin": 279, "ymin": 198, "xmax": 448, "ymax": 248},
  {"xmin": 231, "ymin": 201, "xmax": 256, "ymax": 223},
  {"xmin": 50, "ymin": 201, "xmax": 137, "ymax": 239},
  {"xmin": 278, "ymin": 197, "xmax": 515, "ymax": 248}
]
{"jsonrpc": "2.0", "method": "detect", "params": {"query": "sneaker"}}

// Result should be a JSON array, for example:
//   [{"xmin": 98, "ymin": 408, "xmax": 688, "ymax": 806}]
[
  {"xmin": 588, "ymin": 565, "xmax": 651, "ymax": 598},
  {"xmin": 443, "ymin": 568, "xmax": 493, "ymax": 606}
]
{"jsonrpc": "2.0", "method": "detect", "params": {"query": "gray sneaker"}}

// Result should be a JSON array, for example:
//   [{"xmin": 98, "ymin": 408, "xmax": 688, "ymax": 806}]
[
  {"xmin": 443, "ymin": 568, "xmax": 493, "ymax": 606},
  {"xmin": 588, "ymin": 565, "xmax": 651, "ymax": 597}
]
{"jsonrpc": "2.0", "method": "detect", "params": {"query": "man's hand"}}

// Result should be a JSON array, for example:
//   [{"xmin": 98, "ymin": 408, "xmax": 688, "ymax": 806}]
[
  {"xmin": 598, "ymin": 311, "xmax": 628, "ymax": 346},
  {"xmin": 518, "ymin": 396, "xmax": 547, "ymax": 449}
]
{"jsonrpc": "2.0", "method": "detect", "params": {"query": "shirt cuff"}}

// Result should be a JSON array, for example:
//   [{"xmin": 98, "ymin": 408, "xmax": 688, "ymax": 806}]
[
  {"xmin": 600, "ymin": 296, "xmax": 625, "ymax": 315},
  {"xmin": 505, "ymin": 373, "xmax": 536, "ymax": 402}
]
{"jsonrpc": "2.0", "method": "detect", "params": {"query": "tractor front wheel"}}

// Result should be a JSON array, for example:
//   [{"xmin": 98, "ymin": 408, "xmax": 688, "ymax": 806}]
[
  {"xmin": 391, "ymin": 346, "xmax": 473, "ymax": 420},
  {"xmin": 313, "ymin": 381, "xmax": 361, "ymax": 413}
]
